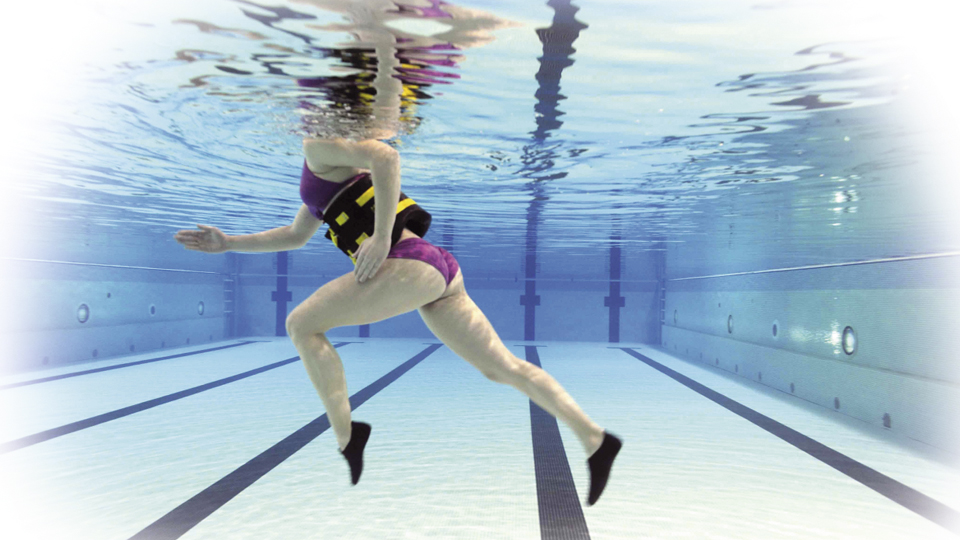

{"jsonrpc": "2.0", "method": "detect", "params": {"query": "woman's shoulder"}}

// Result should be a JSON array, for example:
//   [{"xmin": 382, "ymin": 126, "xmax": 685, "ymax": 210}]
[{"xmin": 302, "ymin": 137, "xmax": 380, "ymax": 181}]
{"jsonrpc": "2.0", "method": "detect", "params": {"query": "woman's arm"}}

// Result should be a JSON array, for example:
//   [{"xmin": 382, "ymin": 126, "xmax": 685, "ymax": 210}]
[
  {"xmin": 225, "ymin": 224, "xmax": 305, "ymax": 253},
  {"xmin": 225, "ymin": 203, "xmax": 323, "ymax": 252},
  {"xmin": 175, "ymin": 205, "xmax": 320, "ymax": 253}
]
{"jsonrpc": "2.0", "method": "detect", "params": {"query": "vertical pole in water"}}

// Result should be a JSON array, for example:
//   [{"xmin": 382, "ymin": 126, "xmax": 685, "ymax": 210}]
[
  {"xmin": 604, "ymin": 234, "xmax": 625, "ymax": 343},
  {"xmin": 272, "ymin": 251, "xmax": 292, "ymax": 337},
  {"xmin": 520, "ymin": 250, "xmax": 540, "ymax": 341}
]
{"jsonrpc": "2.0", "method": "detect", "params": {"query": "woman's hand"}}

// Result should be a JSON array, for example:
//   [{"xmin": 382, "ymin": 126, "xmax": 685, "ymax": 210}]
[
  {"xmin": 354, "ymin": 233, "xmax": 390, "ymax": 283},
  {"xmin": 174, "ymin": 224, "xmax": 229, "ymax": 254}
]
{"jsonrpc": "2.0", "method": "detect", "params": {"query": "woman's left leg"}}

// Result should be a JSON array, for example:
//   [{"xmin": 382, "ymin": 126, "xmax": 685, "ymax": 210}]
[{"xmin": 285, "ymin": 257, "xmax": 447, "ymax": 451}]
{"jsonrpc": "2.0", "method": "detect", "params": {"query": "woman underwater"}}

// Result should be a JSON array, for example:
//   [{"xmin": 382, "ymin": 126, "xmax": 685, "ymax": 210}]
[{"xmin": 173, "ymin": 137, "xmax": 622, "ymax": 506}]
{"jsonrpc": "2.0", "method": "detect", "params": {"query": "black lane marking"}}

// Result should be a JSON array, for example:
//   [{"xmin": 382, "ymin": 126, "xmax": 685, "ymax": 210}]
[
  {"xmin": 1, "ymin": 341, "xmax": 259, "ymax": 390},
  {"xmin": 619, "ymin": 347, "xmax": 960, "ymax": 536},
  {"xmin": 128, "ymin": 344, "xmax": 442, "ymax": 540},
  {"xmin": 525, "ymin": 346, "xmax": 591, "ymax": 540},
  {"xmin": 0, "ymin": 343, "xmax": 351, "ymax": 454}
]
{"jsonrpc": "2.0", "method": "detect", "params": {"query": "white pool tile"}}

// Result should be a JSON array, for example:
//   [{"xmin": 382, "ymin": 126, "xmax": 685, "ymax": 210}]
[{"xmin": 2, "ymin": 339, "xmax": 956, "ymax": 540}]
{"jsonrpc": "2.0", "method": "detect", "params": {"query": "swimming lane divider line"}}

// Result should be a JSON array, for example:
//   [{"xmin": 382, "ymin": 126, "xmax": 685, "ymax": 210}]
[
  {"xmin": 618, "ymin": 347, "xmax": 960, "ymax": 536},
  {"xmin": 0, "ymin": 341, "xmax": 259, "ymax": 391},
  {"xmin": 0, "ymin": 343, "xmax": 351, "ymax": 454},
  {"xmin": 525, "ymin": 346, "xmax": 590, "ymax": 540},
  {"xmin": 128, "ymin": 343, "xmax": 443, "ymax": 540}
]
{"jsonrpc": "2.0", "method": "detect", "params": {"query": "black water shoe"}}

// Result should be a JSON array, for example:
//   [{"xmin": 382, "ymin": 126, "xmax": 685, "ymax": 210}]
[
  {"xmin": 340, "ymin": 421, "xmax": 372, "ymax": 485},
  {"xmin": 586, "ymin": 431, "xmax": 622, "ymax": 506}
]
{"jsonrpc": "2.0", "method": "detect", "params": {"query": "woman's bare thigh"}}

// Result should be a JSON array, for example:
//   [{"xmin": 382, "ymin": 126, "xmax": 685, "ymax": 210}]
[
  {"xmin": 286, "ymin": 257, "xmax": 450, "ymax": 335},
  {"xmin": 417, "ymin": 270, "xmax": 520, "ymax": 381}
]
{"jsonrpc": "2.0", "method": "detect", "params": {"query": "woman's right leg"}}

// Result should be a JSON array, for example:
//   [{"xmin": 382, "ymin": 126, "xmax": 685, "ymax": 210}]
[{"xmin": 417, "ymin": 270, "xmax": 606, "ymax": 458}]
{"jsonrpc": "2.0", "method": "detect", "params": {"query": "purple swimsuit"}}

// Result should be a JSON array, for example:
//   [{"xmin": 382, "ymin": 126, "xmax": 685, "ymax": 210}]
[
  {"xmin": 385, "ymin": 237, "xmax": 459, "ymax": 286},
  {"xmin": 300, "ymin": 161, "xmax": 459, "ymax": 286},
  {"xmin": 299, "ymin": 161, "xmax": 365, "ymax": 220}
]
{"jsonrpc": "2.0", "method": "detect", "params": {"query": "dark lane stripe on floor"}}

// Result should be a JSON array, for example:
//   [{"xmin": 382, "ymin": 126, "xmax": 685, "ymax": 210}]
[
  {"xmin": 620, "ymin": 347, "xmax": 960, "ymax": 536},
  {"xmin": 1, "ymin": 341, "xmax": 259, "ymax": 391},
  {"xmin": 0, "ymin": 343, "xmax": 352, "ymax": 454},
  {"xmin": 525, "ymin": 346, "xmax": 590, "ymax": 540},
  {"xmin": 128, "ymin": 344, "xmax": 442, "ymax": 540}
]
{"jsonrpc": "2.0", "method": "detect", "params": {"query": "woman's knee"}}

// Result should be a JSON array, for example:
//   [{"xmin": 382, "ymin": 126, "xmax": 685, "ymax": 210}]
[{"xmin": 286, "ymin": 307, "xmax": 330, "ymax": 339}]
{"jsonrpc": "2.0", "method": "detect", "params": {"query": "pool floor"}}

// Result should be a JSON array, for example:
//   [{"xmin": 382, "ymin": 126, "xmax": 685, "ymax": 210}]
[{"xmin": 1, "ymin": 338, "xmax": 957, "ymax": 539}]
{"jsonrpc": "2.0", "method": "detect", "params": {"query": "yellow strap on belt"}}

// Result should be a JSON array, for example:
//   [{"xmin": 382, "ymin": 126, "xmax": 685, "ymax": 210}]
[
  {"xmin": 330, "ymin": 230, "xmax": 339, "ymax": 247},
  {"xmin": 356, "ymin": 186, "xmax": 375, "ymax": 206},
  {"xmin": 356, "ymin": 187, "xmax": 415, "ymax": 212},
  {"xmin": 396, "ymin": 198, "xmax": 415, "ymax": 213},
  {"xmin": 336, "ymin": 212, "xmax": 349, "ymax": 225}
]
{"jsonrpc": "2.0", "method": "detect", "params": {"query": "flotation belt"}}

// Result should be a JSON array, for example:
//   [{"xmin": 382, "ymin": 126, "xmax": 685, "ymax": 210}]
[{"xmin": 321, "ymin": 173, "xmax": 432, "ymax": 265}]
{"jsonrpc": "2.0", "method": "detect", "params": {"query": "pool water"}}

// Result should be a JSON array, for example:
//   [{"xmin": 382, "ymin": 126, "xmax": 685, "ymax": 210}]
[{"xmin": 2, "ymin": 0, "xmax": 958, "ymax": 538}]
